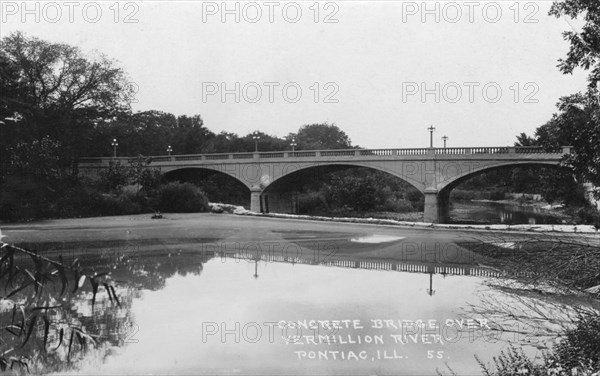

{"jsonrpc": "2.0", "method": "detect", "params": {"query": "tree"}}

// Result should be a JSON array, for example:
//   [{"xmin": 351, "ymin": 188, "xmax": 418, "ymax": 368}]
[
  {"xmin": 534, "ymin": 93, "xmax": 600, "ymax": 200},
  {"xmin": 127, "ymin": 155, "xmax": 162, "ymax": 191},
  {"xmin": 514, "ymin": 133, "xmax": 538, "ymax": 147},
  {"xmin": 549, "ymin": 0, "xmax": 600, "ymax": 98},
  {"xmin": 532, "ymin": 1, "xmax": 600, "ymax": 199},
  {"xmin": 99, "ymin": 161, "xmax": 129, "ymax": 191},
  {"xmin": 0, "ymin": 136, "xmax": 66, "ymax": 220},
  {"xmin": 129, "ymin": 110, "xmax": 177, "ymax": 155},
  {"xmin": 0, "ymin": 31, "xmax": 134, "ymax": 171},
  {"xmin": 328, "ymin": 174, "xmax": 384, "ymax": 211},
  {"xmin": 294, "ymin": 123, "xmax": 353, "ymax": 150},
  {"xmin": 5, "ymin": 135, "xmax": 63, "ymax": 181}
]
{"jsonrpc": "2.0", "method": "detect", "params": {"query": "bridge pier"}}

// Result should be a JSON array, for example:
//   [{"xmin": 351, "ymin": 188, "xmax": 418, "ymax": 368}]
[
  {"xmin": 424, "ymin": 191, "xmax": 439, "ymax": 223},
  {"xmin": 423, "ymin": 189, "xmax": 450, "ymax": 223},
  {"xmin": 250, "ymin": 187, "xmax": 262, "ymax": 213}
]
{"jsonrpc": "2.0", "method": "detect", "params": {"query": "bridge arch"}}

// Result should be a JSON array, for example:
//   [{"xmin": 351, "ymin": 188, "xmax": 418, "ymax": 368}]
[
  {"xmin": 429, "ymin": 161, "xmax": 571, "ymax": 223},
  {"xmin": 263, "ymin": 162, "xmax": 425, "ymax": 193},
  {"xmin": 260, "ymin": 162, "xmax": 425, "ymax": 214},
  {"xmin": 162, "ymin": 166, "xmax": 252, "ymax": 189},
  {"xmin": 162, "ymin": 166, "xmax": 251, "ymax": 206},
  {"xmin": 437, "ymin": 161, "xmax": 566, "ymax": 193}
]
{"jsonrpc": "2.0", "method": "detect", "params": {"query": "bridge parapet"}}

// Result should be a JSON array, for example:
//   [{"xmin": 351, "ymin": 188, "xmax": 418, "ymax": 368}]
[{"xmin": 78, "ymin": 146, "xmax": 571, "ymax": 166}]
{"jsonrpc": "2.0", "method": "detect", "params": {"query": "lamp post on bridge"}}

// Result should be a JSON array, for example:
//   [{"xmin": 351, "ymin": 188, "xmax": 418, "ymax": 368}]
[
  {"xmin": 111, "ymin": 138, "xmax": 118, "ymax": 158},
  {"xmin": 428, "ymin": 125, "xmax": 436, "ymax": 148},
  {"xmin": 442, "ymin": 135, "xmax": 448, "ymax": 148},
  {"xmin": 290, "ymin": 138, "xmax": 297, "ymax": 152},
  {"xmin": 167, "ymin": 145, "xmax": 172, "ymax": 156},
  {"xmin": 252, "ymin": 131, "xmax": 260, "ymax": 152}
]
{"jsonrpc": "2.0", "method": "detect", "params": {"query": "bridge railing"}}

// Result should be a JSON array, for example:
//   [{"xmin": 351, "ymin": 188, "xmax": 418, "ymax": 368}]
[
  {"xmin": 232, "ymin": 153, "xmax": 254, "ymax": 159},
  {"xmin": 77, "ymin": 146, "xmax": 571, "ymax": 164},
  {"xmin": 320, "ymin": 150, "xmax": 357, "ymax": 157},
  {"xmin": 360, "ymin": 148, "xmax": 429, "ymax": 156},
  {"xmin": 225, "ymin": 251, "xmax": 508, "ymax": 278},
  {"xmin": 435, "ymin": 147, "xmax": 510, "ymax": 154},
  {"xmin": 515, "ymin": 146, "xmax": 565, "ymax": 154},
  {"xmin": 289, "ymin": 151, "xmax": 317, "ymax": 157}
]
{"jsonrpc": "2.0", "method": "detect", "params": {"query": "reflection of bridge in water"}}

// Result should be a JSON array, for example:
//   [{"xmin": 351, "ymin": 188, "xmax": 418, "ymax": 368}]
[{"xmin": 221, "ymin": 251, "xmax": 527, "ymax": 279}]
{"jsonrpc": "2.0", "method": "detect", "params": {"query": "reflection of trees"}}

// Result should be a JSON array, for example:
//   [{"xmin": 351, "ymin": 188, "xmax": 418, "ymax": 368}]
[
  {"xmin": 107, "ymin": 249, "xmax": 209, "ymax": 291},
  {"xmin": 453, "ymin": 281, "xmax": 600, "ymax": 376},
  {"xmin": 459, "ymin": 233, "xmax": 600, "ymax": 292},
  {"xmin": 455, "ymin": 233, "xmax": 600, "ymax": 352},
  {"xmin": 463, "ymin": 282, "xmax": 599, "ymax": 346},
  {"xmin": 1, "ymin": 241, "xmax": 212, "ymax": 374}
]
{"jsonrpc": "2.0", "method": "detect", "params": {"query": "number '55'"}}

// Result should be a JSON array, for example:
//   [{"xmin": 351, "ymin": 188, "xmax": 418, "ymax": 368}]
[{"xmin": 427, "ymin": 350, "xmax": 444, "ymax": 359}]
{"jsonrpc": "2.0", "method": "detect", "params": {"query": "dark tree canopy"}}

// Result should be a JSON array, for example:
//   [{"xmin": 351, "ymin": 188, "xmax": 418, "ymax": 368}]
[
  {"xmin": 549, "ymin": 0, "xmax": 600, "ymax": 95},
  {"xmin": 291, "ymin": 123, "xmax": 353, "ymax": 150},
  {"xmin": 0, "ymin": 31, "xmax": 134, "ymax": 170},
  {"xmin": 0, "ymin": 31, "xmax": 133, "ymax": 125},
  {"xmin": 536, "ymin": 0, "xmax": 600, "ymax": 197}
]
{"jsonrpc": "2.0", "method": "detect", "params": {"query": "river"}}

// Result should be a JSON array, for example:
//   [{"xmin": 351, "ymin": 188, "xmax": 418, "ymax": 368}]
[
  {"xmin": 1, "ymin": 214, "xmax": 594, "ymax": 375},
  {"xmin": 449, "ymin": 201, "xmax": 565, "ymax": 225}
]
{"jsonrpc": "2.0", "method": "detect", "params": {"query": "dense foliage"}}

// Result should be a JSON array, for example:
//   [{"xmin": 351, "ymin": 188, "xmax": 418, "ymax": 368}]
[
  {"xmin": 292, "ymin": 169, "xmax": 424, "ymax": 215},
  {"xmin": 156, "ymin": 182, "xmax": 209, "ymax": 213}
]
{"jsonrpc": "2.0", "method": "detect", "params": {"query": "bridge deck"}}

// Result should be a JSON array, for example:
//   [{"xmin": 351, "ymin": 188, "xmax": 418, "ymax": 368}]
[{"xmin": 79, "ymin": 146, "xmax": 571, "ymax": 165}]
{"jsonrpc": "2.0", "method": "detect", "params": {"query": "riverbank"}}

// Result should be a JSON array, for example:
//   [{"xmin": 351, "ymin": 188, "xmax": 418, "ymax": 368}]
[
  {"xmin": 204, "ymin": 202, "xmax": 598, "ymax": 234},
  {"xmin": 245, "ymin": 211, "xmax": 599, "ymax": 234}
]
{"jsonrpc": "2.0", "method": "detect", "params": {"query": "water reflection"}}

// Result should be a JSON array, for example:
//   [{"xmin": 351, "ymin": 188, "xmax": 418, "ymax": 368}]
[
  {"xmin": 449, "ymin": 201, "xmax": 564, "ymax": 225},
  {"xmin": 350, "ymin": 235, "xmax": 406, "ymax": 244},
  {"xmin": 3, "ymin": 241, "xmax": 593, "ymax": 375},
  {"xmin": 1, "ymin": 243, "xmax": 209, "ymax": 375}
]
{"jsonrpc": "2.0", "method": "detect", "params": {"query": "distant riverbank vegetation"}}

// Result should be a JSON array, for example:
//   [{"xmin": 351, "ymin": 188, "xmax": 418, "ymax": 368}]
[{"xmin": 1, "ymin": 31, "xmax": 599, "ymax": 225}]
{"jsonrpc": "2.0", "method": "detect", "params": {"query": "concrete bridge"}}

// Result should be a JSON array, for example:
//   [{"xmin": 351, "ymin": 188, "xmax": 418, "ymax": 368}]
[{"xmin": 78, "ymin": 146, "xmax": 572, "ymax": 223}]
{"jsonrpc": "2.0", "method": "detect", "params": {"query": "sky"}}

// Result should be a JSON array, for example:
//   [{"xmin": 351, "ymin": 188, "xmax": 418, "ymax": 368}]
[{"xmin": 1, "ymin": 0, "xmax": 590, "ymax": 149}]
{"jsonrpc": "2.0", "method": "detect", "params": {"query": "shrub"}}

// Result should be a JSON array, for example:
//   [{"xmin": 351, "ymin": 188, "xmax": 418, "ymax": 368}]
[
  {"xmin": 381, "ymin": 197, "xmax": 414, "ymax": 212},
  {"xmin": 127, "ymin": 156, "xmax": 163, "ymax": 191},
  {"xmin": 0, "ymin": 175, "xmax": 45, "ymax": 221},
  {"xmin": 156, "ymin": 182, "xmax": 209, "ymax": 213},
  {"xmin": 477, "ymin": 312, "xmax": 600, "ymax": 376},
  {"xmin": 406, "ymin": 188, "xmax": 424, "ymax": 204},
  {"xmin": 53, "ymin": 184, "xmax": 101, "ymax": 217},
  {"xmin": 450, "ymin": 189, "xmax": 477, "ymax": 201},
  {"xmin": 489, "ymin": 189, "xmax": 506, "ymax": 201},
  {"xmin": 99, "ymin": 161, "xmax": 129, "ymax": 191},
  {"xmin": 553, "ymin": 312, "xmax": 600, "ymax": 372},
  {"xmin": 297, "ymin": 191, "xmax": 327, "ymax": 214},
  {"xmin": 116, "ymin": 190, "xmax": 146, "ymax": 214},
  {"xmin": 576, "ymin": 206, "xmax": 600, "ymax": 227}
]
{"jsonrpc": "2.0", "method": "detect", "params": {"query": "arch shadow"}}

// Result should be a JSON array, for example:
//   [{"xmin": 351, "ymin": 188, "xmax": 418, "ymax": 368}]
[
  {"xmin": 435, "ymin": 161, "xmax": 572, "ymax": 223},
  {"xmin": 438, "ymin": 161, "xmax": 569, "ymax": 195},
  {"xmin": 265, "ymin": 162, "xmax": 424, "ymax": 193},
  {"xmin": 261, "ymin": 163, "xmax": 424, "ymax": 215},
  {"xmin": 163, "ymin": 167, "xmax": 251, "ymax": 207}
]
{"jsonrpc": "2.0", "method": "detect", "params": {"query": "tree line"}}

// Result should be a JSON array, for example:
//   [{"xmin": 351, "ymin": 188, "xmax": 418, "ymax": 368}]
[{"xmin": 1, "ymin": 23, "xmax": 598, "ymax": 222}]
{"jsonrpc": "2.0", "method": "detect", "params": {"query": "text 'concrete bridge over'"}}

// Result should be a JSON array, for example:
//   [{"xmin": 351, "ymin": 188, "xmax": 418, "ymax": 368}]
[{"xmin": 79, "ymin": 146, "xmax": 572, "ymax": 223}]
